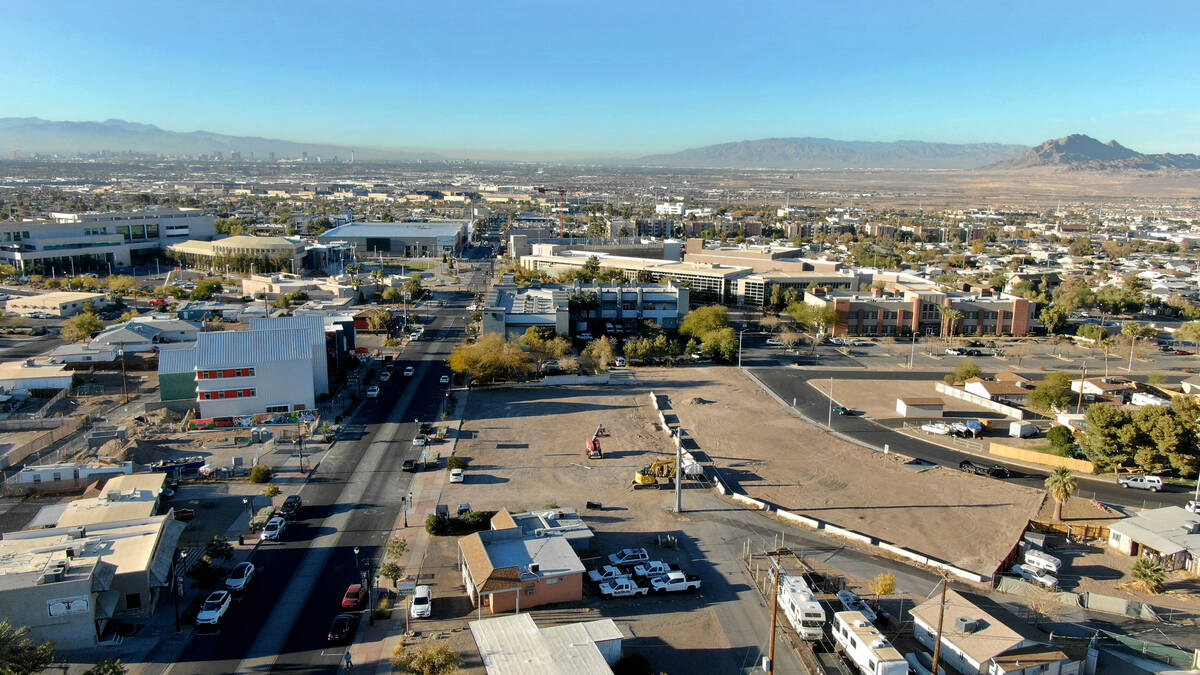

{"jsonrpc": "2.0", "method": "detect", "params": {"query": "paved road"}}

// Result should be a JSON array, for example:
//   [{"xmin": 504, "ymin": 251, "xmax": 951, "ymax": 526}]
[
  {"xmin": 739, "ymin": 343, "xmax": 1194, "ymax": 510},
  {"xmin": 167, "ymin": 256, "xmax": 490, "ymax": 674}
]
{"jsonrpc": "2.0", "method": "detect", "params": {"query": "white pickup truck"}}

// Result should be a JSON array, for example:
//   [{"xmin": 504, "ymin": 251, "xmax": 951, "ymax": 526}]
[
  {"xmin": 649, "ymin": 571, "xmax": 702, "ymax": 594},
  {"xmin": 632, "ymin": 561, "xmax": 680, "ymax": 578},
  {"xmin": 588, "ymin": 565, "xmax": 629, "ymax": 585},
  {"xmin": 598, "ymin": 578, "xmax": 648, "ymax": 599}
]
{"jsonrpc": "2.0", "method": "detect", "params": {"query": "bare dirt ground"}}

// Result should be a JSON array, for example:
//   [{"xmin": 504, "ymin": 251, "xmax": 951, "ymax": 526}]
[
  {"xmin": 638, "ymin": 366, "xmax": 1046, "ymax": 576},
  {"xmin": 443, "ymin": 382, "xmax": 759, "ymax": 674},
  {"xmin": 812, "ymin": 377, "xmax": 1003, "ymax": 421}
]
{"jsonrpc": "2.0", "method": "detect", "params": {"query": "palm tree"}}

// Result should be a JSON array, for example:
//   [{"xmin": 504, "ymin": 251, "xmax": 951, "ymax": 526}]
[
  {"xmin": 1130, "ymin": 556, "xmax": 1167, "ymax": 593},
  {"xmin": 937, "ymin": 305, "xmax": 963, "ymax": 343},
  {"xmin": 1044, "ymin": 467, "xmax": 1077, "ymax": 522}
]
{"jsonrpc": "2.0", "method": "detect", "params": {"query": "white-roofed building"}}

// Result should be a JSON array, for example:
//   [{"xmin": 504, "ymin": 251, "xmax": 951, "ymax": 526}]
[
  {"xmin": 1108, "ymin": 507, "xmax": 1200, "ymax": 573},
  {"xmin": 193, "ymin": 327, "xmax": 316, "ymax": 418},
  {"xmin": 469, "ymin": 613, "xmax": 623, "ymax": 674}
]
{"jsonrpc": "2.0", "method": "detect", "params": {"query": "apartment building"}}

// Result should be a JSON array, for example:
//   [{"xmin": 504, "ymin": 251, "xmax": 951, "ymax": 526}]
[
  {"xmin": 0, "ymin": 209, "xmax": 215, "ymax": 273},
  {"xmin": 803, "ymin": 275, "xmax": 1034, "ymax": 337}
]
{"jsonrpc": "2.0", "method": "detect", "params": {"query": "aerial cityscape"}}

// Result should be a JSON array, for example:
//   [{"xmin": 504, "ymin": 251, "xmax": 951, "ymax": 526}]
[{"xmin": 1, "ymin": 3, "xmax": 1199, "ymax": 675}]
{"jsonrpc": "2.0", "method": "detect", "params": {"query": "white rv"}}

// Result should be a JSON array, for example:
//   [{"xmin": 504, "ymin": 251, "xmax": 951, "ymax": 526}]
[
  {"xmin": 778, "ymin": 574, "xmax": 825, "ymax": 640},
  {"xmin": 832, "ymin": 611, "xmax": 908, "ymax": 675}
]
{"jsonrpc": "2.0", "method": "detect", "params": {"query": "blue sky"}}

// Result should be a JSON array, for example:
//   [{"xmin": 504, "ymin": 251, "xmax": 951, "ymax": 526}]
[{"xmin": 5, "ymin": 1, "xmax": 1199, "ymax": 156}]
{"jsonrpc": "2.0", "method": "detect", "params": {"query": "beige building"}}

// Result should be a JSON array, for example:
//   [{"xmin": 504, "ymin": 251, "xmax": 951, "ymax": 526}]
[
  {"xmin": 5, "ymin": 291, "xmax": 108, "ymax": 318},
  {"xmin": 168, "ymin": 235, "xmax": 306, "ymax": 270},
  {"xmin": 520, "ymin": 250, "xmax": 749, "ymax": 304},
  {"xmin": 0, "ymin": 514, "xmax": 184, "ymax": 648},
  {"xmin": 0, "ymin": 358, "xmax": 73, "ymax": 391},
  {"xmin": 54, "ymin": 473, "xmax": 167, "ymax": 528}
]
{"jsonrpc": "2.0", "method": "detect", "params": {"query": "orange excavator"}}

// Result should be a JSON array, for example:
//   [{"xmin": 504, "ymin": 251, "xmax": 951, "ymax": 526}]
[{"xmin": 586, "ymin": 424, "xmax": 610, "ymax": 459}]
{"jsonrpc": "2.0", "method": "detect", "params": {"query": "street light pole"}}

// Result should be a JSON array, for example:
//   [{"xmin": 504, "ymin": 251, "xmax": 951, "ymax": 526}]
[
  {"xmin": 174, "ymin": 550, "xmax": 187, "ymax": 631},
  {"xmin": 909, "ymin": 332, "xmax": 917, "ymax": 368}
]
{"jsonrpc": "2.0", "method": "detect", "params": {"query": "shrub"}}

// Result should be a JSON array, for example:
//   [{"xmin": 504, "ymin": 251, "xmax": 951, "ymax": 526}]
[
  {"xmin": 446, "ymin": 455, "xmax": 468, "ymax": 471},
  {"xmin": 1046, "ymin": 426, "xmax": 1075, "ymax": 456},
  {"xmin": 1130, "ymin": 556, "xmax": 1167, "ymax": 593},
  {"xmin": 373, "ymin": 595, "xmax": 393, "ymax": 620},
  {"xmin": 425, "ymin": 513, "xmax": 449, "ymax": 536},
  {"xmin": 458, "ymin": 510, "xmax": 495, "ymax": 531},
  {"xmin": 203, "ymin": 536, "xmax": 234, "ymax": 561},
  {"xmin": 262, "ymin": 485, "xmax": 281, "ymax": 498},
  {"xmin": 249, "ymin": 464, "xmax": 272, "ymax": 483},
  {"xmin": 392, "ymin": 643, "xmax": 460, "ymax": 674}
]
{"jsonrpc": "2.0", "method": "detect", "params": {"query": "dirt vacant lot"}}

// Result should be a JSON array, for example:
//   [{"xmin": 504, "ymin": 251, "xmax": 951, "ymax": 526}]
[{"xmin": 639, "ymin": 367, "xmax": 1046, "ymax": 576}]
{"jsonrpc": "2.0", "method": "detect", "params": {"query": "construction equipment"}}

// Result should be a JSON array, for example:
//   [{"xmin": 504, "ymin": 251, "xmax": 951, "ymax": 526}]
[
  {"xmin": 586, "ymin": 424, "xmax": 610, "ymax": 459},
  {"xmin": 633, "ymin": 459, "xmax": 676, "ymax": 487}
]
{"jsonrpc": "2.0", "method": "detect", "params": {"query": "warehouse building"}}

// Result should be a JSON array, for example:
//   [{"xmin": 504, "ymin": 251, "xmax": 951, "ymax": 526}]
[
  {"xmin": 5, "ymin": 291, "xmax": 108, "ymax": 317},
  {"xmin": 0, "ymin": 359, "xmax": 73, "ymax": 391},
  {"xmin": 316, "ymin": 220, "xmax": 467, "ymax": 257},
  {"xmin": 0, "ymin": 208, "xmax": 215, "ymax": 274},
  {"xmin": 192, "ymin": 327, "xmax": 317, "ymax": 418},
  {"xmin": 167, "ymin": 235, "xmax": 307, "ymax": 271}
]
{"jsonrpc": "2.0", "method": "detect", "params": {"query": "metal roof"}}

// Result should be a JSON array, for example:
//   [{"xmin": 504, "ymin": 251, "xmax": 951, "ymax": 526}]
[
  {"xmin": 249, "ymin": 315, "xmax": 324, "ymax": 346},
  {"xmin": 157, "ymin": 346, "xmax": 196, "ymax": 375},
  {"xmin": 469, "ymin": 613, "xmax": 615, "ymax": 675},
  {"xmin": 319, "ymin": 221, "xmax": 466, "ymax": 239},
  {"xmin": 195, "ymin": 328, "xmax": 311, "ymax": 367}
]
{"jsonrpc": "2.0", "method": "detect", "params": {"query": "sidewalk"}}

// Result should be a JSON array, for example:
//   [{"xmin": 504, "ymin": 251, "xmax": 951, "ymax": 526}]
[{"xmin": 346, "ymin": 387, "xmax": 470, "ymax": 674}]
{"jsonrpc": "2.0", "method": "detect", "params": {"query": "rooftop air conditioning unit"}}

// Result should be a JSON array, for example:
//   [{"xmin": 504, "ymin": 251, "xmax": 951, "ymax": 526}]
[
  {"xmin": 955, "ymin": 616, "xmax": 981, "ymax": 633},
  {"xmin": 528, "ymin": 563, "xmax": 540, "ymax": 575}
]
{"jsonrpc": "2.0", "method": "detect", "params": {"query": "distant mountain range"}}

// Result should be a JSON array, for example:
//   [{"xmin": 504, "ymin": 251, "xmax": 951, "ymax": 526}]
[
  {"xmin": 0, "ymin": 117, "xmax": 440, "ymax": 161},
  {"xmin": 984, "ymin": 134, "xmax": 1200, "ymax": 171},
  {"xmin": 639, "ymin": 137, "xmax": 1030, "ymax": 169}
]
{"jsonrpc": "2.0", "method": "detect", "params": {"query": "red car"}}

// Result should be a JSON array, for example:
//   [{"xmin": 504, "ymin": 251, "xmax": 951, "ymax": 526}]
[
  {"xmin": 1176, "ymin": 350, "xmax": 1194, "ymax": 356},
  {"xmin": 149, "ymin": 299, "xmax": 167, "ymax": 306},
  {"xmin": 341, "ymin": 584, "xmax": 367, "ymax": 610}
]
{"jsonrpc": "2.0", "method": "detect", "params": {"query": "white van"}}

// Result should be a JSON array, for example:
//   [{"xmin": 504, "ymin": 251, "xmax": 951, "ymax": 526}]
[
  {"xmin": 1118, "ymin": 475, "xmax": 1163, "ymax": 492},
  {"xmin": 1024, "ymin": 549, "xmax": 1062, "ymax": 574}
]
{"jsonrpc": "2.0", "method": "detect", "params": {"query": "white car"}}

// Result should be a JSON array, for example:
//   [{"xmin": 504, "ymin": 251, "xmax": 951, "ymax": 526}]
[
  {"xmin": 410, "ymin": 584, "xmax": 432, "ymax": 618},
  {"xmin": 412, "ymin": 434, "xmax": 428, "ymax": 447},
  {"xmin": 1186, "ymin": 500, "xmax": 1199, "ymax": 514},
  {"xmin": 448, "ymin": 468, "xmax": 464, "ymax": 483},
  {"xmin": 607, "ymin": 548, "xmax": 650, "ymax": 567},
  {"xmin": 366, "ymin": 385, "xmax": 380, "ymax": 399},
  {"xmin": 224, "ymin": 562, "xmax": 255, "ymax": 592},
  {"xmin": 262, "ymin": 517, "xmax": 285, "ymax": 541},
  {"xmin": 765, "ymin": 338, "xmax": 783, "ymax": 346},
  {"xmin": 614, "ymin": 357, "xmax": 627, "ymax": 367},
  {"xmin": 196, "ymin": 591, "xmax": 232, "ymax": 625},
  {"xmin": 439, "ymin": 375, "xmax": 450, "ymax": 384},
  {"xmin": 380, "ymin": 371, "xmax": 392, "ymax": 382},
  {"xmin": 404, "ymin": 366, "xmax": 415, "ymax": 377}
]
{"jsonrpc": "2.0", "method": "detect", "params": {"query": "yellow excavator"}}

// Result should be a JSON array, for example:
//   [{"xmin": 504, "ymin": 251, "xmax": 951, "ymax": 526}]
[{"xmin": 633, "ymin": 459, "xmax": 676, "ymax": 487}]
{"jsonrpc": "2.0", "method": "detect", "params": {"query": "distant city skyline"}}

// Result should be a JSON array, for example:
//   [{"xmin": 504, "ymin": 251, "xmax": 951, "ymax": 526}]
[{"xmin": 5, "ymin": 1, "xmax": 1199, "ymax": 156}]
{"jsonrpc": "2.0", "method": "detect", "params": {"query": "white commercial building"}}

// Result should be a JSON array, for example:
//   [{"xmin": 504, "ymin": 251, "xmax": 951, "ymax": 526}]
[
  {"xmin": 0, "ymin": 208, "xmax": 215, "ymax": 273},
  {"xmin": 654, "ymin": 202, "xmax": 685, "ymax": 216},
  {"xmin": 0, "ymin": 359, "xmax": 73, "ymax": 390},
  {"xmin": 193, "ymin": 327, "xmax": 318, "ymax": 418},
  {"xmin": 5, "ymin": 291, "xmax": 108, "ymax": 318}
]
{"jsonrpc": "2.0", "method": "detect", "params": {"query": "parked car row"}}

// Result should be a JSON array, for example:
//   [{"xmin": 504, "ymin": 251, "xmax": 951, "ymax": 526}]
[{"xmin": 589, "ymin": 549, "xmax": 702, "ymax": 599}]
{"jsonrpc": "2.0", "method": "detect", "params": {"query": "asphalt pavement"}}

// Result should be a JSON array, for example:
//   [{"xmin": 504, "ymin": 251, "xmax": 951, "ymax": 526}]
[
  {"xmin": 736, "ymin": 333, "xmax": 1193, "ymax": 510},
  {"xmin": 160, "ymin": 257, "xmax": 490, "ymax": 674}
]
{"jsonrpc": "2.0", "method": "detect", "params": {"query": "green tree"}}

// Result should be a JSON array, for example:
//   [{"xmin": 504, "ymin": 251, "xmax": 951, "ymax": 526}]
[
  {"xmin": 249, "ymin": 464, "xmax": 272, "ymax": 483},
  {"xmin": 62, "ymin": 311, "xmax": 103, "ymax": 342},
  {"xmin": 1175, "ymin": 321, "xmax": 1200, "ymax": 344},
  {"xmin": 391, "ymin": 643, "xmax": 460, "ymax": 674},
  {"xmin": 1129, "ymin": 557, "xmax": 1167, "ymax": 593},
  {"xmin": 581, "ymin": 336, "xmax": 616, "ymax": 372},
  {"xmin": 1039, "ymin": 306, "xmax": 1067, "ymax": 334},
  {"xmin": 1046, "ymin": 426, "xmax": 1076, "ymax": 457},
  {"xmin": 191, "ymin": 279, "xmax": 223, "ymax": 300},
  {"xmin": 1052, "ymin": 279, "xmax": 1096, "ymax": 313},
  {"xmin": 204, "ymin": 536, "xmax": 234, "ymax": 561},
  {"xmin": 1029, "ymin": 372, "xmax": 1075, "ymax": 413},
  {"xmin": 1044, "ymin": 467, "xmax": 1078, "ymax": 522},
  {"xmin": 448, "ymin": 333, "xmax": 533, "ymax": 383},
  {"xmin": 382, "ymin": 287, "xmax": 404, "ymax": 304},
  {"xmin": 1076, "ymin": 323, "xmax": 1106, "ymax": 342},
  {"xmin": 0, "ymin": 620, "xmax": 55, "ymax": 674},
  {"xmin": 951, "ymin": 359, "xmax": 981, "ymax": 384},
  {"xmin": 106, "ymin": 275, "xmax": 137, "ymax": 294},
  {"xmin": 680, "ymin": 305, "xmax": 729, "ymax": 338}
]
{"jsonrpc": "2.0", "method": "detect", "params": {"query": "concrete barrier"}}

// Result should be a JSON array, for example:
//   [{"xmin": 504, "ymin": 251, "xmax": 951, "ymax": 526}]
[
  {"xmin": 648, "ymin": 392, "xmax": 660, "ymax": 409},
  {"xmin": 776, "ymin": 509, "xmax": 821, "ymax": 528},
  {"xmin": 934, "ymin": 381, "xmax": 1026, "ymax": 419},
  {"xmin": 824, "ymin": 523, "xmax": 874, "ymax": 545},
  {"xmin": 925, "ymin": 559, "xmax": 988, "ymax": 583},
  {"xmin": 989, "ymin": 442, "xmax": 1096, "ymax": 473},
  {"xmin": 732, "ymin": 493, "xmax": 770, "ymax": 511},
  {"xmin": 879, "ymin": 542, "xmax": 930, "ymax": 566}
]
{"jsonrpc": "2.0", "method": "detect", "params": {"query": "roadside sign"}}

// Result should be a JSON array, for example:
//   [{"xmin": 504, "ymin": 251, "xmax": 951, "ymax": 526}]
[{"xmin": 398, "ymin": 581, "xmax": 416, "ymax": 594}]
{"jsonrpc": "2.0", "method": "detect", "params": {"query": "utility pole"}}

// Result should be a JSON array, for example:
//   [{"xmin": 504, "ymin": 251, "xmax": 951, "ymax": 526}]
[
  {"xmin": 673, "ymin": 431, "xmax": 682, "ymax": 513},
  {"xmin": 931, "ymin": 577, "xmax": 948, "ymax": 674},
  {"xmin": 1075, "ymin": 365, "xmax": 1087, "ymax": 414},
  {"xmin": 768, "ymin": 566, "xmax": 780, "ymax": 675},
  {"xmin": 120, "ymin": 349, "xmax": 129, "ymax": 403},
  {"xmin": 826, "ymin": 377, "xmax": 834, "ymax": 429}
]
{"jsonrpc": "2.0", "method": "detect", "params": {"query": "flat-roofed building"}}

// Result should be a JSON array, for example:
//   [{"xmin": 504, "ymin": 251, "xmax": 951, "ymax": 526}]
[
  {"xmin": 5, "ymin": 291, "xmax": 108, "ymax": 318},
  {"xmin": 0, "ymin": 358, "xmax": 73, "ymax": 390},
  {"xmin": 0, "ymin": 514, "xmax": 185, "ymax": 646},
  {"xmin": 0, "ymin": 208, "xmax": 214, "ymax": 273},
  {"xmin": 482, "ymin": 279, "xmax": 690, "ymax": 338},
  {"xmin": 316, "ymin": 220, "xmax": 467, "ymax": 257},
  {"xmin": 520, "ymin": 250, "xmax": 749, "ymax": 304},
  {"xmin": 911, "ymin": 589, "xmax": 1041, "ymax": 675},
  {"xmin": 54, "ymin": 473, "xmax": 167, "ymax": 528},
  {"xmin": 470, "ymin": 613, "xmax": 623, "ymax": 674},
  {"xmin": 168, "ymin": 235, "xmax": 306, "ymax": 271}
]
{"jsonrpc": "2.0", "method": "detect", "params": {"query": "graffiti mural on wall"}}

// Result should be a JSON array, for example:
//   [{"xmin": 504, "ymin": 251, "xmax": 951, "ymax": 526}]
[{"xmin": 187, "ymin": 409, "xmax": 319, "ymax": 431}]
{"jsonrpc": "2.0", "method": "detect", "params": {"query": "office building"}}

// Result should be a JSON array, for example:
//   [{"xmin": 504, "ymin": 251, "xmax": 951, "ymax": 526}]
[
  {"xmin": 0, "ymin": 209, "xmax": 214, "ymax": 273},
  {"xmin": 482, "ymin": 279, "xmax": 690, "ymax": 339},
  {"xmin": 520, "ymin": 250, "xmax": 749, "ymax": 304},
  {"xmin": 316, "ymin": 220, "xmax": 467, "ymax": 257},
  {"xmin": 5, "ymin": 291, "xmax": 108, "ymax": 317}
]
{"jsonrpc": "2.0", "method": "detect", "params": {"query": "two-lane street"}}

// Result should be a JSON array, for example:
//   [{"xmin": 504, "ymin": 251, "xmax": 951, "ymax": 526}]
[{"xmin": 163, "ymin": 254, "xmax": 491, "ymax": 674}]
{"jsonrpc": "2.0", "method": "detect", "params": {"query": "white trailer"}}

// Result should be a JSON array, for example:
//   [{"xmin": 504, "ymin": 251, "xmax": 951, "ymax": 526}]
[
  {"xmin": 778, "ymin": 574, "xmax": 825, "ymax": 640},
  {"xmin": 832, "ymin": 611, "xmax": 908, "ymax": 675}
]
